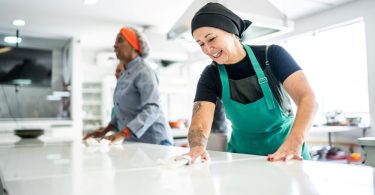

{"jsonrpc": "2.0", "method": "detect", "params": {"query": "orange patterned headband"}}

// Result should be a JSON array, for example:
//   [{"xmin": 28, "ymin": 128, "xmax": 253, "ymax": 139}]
[{"xmin": 120, "ymin": 27, "xmax": 141, "ymax": 52}]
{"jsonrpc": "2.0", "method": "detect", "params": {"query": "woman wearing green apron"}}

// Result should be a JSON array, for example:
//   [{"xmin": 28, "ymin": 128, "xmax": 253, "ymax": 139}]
[{"xmin": 187, "ymin": 3, "xmax": 318, "ymax": 161}]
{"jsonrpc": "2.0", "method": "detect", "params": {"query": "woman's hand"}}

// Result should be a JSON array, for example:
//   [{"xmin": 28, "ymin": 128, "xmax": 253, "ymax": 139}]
[
  {"xmin": 103, "ymin": 132, "xmax": 125, "ymax": 143},
  {"xmin": 188, "ymin": 145, "xmax": 210, "ymax": 162},
  {"xmin": 272, "ymin": 70, "xmax": 318, "ymax": 161},
  {"xmin": 83, "ymin": 127, "xmax": 107, "ymax": 140},
  {"xmin": 267, "ymin": 135, "xmax": 303, "ymax": 161}
]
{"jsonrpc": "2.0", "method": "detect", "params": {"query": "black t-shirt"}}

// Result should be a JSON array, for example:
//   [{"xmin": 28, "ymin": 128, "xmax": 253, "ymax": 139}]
[{"xmin": 194, "ymin": 44, "xmax": 301, "ymax": 105}]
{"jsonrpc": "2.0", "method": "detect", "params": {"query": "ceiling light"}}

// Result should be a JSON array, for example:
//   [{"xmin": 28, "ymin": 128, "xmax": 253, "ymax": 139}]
[
  {"xmin": 4, "ymin": 36, "xmax": 22, "ymax": 44},
  {"xmin": 12, "ymin": 19, "xmax": 25, "ymax": 26},
  {"xmin": 83, "ymin": 0, "xmax": 98, "ymax": 5}
]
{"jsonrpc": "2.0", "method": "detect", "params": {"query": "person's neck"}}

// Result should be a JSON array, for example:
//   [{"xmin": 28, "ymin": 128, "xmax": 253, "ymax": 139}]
[
  {"xmin": 226, "ymin": 42, "xmax": 246, "ymax": 64},
  {"xmin": 123, "ymin": 53, "xmax": 139, "ymax": 69}
]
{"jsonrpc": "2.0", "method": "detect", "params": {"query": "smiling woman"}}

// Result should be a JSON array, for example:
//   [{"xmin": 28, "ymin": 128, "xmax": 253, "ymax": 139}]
[{"xmin": 186, "ymin": 2, "xmax": 318, "ymax": 162}]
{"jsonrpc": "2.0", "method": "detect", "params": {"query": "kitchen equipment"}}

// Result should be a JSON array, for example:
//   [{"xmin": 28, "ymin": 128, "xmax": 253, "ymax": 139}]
[
  {"xmin": 326, "ymin": 113, "xmax": 339, "ymax": 125},
  {"xmin": 0, "ymin": 168, "xmax": 7, "ymax": 195},
  {"xmin": 325, "ymin": 111, "xmax": 345, "ymax": 126},
  {"xmin": 14, "ymin": 129, "xmax": 44, "ymax": 139},
  {"xmin": 326, "ymin": 147, "xmax": 347, "ymax": 160},
  {"xmin": 207, "ymin": 133, "xmax": 228, "ymax": 152},
  {"xmin": 346, "ymin": 117, "xmax": 361, "ymax": 126},
  {"xmin": 169, "ymin": 120, "xmax": 181, "ymax": 129},
  {"xmin": 358, "ymin": 137, "xmax": 375, "ymax": 166}
]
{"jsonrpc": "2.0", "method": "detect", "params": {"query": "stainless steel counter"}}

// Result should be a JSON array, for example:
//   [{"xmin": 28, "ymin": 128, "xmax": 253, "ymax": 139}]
[{"xmin": 311, "ymin": 125, "xmax": 370, "ymax": 146}]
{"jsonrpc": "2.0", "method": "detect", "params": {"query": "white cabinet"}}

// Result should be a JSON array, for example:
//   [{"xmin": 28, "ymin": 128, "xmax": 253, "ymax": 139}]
[
  {"xmin": 101, "ymin": 76, "xmax": 117, "ymax": 125},
  {"xmin": 82, "ymin": 82, "xmax": 102, "ymax": 131}
]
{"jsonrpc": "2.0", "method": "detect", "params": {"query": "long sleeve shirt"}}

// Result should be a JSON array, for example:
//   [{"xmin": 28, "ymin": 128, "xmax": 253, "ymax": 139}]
[{"xmin": 110, "ymin": 56, "xmax": 173, "ymax": 145}]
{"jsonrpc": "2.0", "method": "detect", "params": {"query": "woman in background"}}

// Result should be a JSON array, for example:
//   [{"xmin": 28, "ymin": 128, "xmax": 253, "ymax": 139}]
[
  {"xmin": 84, "ymin": 27, "xmax": 173, "ymax": 145},
  {"xmin": 83, "ymin": 62, "xmax": 124, "ymax": 137}
]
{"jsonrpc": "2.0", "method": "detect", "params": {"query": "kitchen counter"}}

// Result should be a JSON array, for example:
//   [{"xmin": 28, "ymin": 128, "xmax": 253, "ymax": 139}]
[
  {"xmin": 0, "ymin": 135, "xmax": 374, "ymax": 195},
  {"xmin": 311, "ymin": 125, "xmax": 370, "ymax": 146},
  {"xmin": 311, "ymin": 125, "xmax": 370, "ymax": 134}
]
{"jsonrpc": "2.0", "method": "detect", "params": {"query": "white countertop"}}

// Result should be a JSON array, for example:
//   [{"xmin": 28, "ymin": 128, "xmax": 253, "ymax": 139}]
[{"xmin": 0, "ymin": 135, "xmax": 374, "ymax": 195}]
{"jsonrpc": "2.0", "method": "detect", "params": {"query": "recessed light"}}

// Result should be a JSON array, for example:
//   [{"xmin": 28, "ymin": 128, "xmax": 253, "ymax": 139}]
[
  {"xmin": 4, "ymin": 36, "xmax": 22, "ymax": 44},
  {"xmin": 12, "ymin": 19, "xmax": 25, "ymax": 26},
  {"xmin": 83, "ymin": 0, "xmax": 97, "ymax": 5}
]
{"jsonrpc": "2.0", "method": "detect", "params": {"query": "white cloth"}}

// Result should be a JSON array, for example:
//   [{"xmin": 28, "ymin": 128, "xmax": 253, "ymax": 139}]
[
  {"xmin": 157, "ymin": 155, "xmax": 205, "ymax": 167},
  {"xmin": 84, "ymin": 138, "xmax": 111, "ymax": 147}
]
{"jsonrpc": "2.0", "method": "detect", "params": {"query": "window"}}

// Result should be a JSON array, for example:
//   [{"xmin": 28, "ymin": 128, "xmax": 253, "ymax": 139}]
[{"xmin": 278, "ymin": 21, "xmax": 369, "ymax": 124}]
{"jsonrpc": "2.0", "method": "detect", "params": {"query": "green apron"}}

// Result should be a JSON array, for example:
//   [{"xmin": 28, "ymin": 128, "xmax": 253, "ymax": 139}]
[
  {"xmin": 111, "ymin": 107, "xmax": 120, "ymax": 132},
  {"xmin": 217, "ymin": 44, "xmax": 310, "ymax": 160}
]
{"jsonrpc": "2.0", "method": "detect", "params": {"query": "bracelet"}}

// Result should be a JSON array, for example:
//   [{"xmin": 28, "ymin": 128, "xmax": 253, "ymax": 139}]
[{"xmin": 121, "ymin": 128, "xmax": 131, "ymax": 139}]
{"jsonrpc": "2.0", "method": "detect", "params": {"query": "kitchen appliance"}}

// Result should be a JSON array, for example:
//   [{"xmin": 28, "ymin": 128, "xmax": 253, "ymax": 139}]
[
  {"xmin": 358, "ymin": 137, "xmax": 375, "ymax": 166},
  {"xmin": 346, "ymin": 117, "xmax": 362, "ymax": 126},
  {"xmin": 0, "ymin": 167, "xmax": 8, "ymax": 195},
  {"xmin": 14, "ymin": 129, "xmax": 44, "ymax": 139}
]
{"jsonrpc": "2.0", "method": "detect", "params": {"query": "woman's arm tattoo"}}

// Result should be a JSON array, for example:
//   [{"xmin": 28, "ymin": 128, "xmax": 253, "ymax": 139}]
[
  {"xmin": 192, "ymin": 102, "xmax": 201, "ymax": 115},
  {"xmin": 188, "ymin": 129, "xmax": 208, "ymax": 147},
  {"xmin": 189, "ymin": 101, "xmax": 208, "ymax": 147}
]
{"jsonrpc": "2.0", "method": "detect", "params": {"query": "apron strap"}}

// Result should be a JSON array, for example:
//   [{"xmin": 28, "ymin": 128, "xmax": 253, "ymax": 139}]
[
  {"xmin": 243, "ymin": 44, "xmax": 276, "ymax": 110},
  {"xmin": 217, "ymin": 65, "xmax": 230, "ymax": 100},
  {"xmin": 265, "ymin": 45, "xmax": 270, "ymax": 66}
]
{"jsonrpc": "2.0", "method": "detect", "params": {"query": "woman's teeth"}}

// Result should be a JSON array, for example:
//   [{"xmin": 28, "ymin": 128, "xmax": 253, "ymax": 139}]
[{"xmin": 212, "ymin": 51, "xmax": 222, "ymax": 58}]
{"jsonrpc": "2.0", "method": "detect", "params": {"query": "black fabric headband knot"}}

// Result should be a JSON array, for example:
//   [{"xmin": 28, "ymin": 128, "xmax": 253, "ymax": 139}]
[{"xmin": 191, "ymin": 2, "xmax": 252, "ymax": 39}]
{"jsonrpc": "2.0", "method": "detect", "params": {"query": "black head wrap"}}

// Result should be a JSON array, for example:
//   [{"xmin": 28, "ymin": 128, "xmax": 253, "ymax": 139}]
[{"xmin": 191, "ymin": 2, "xmax": 251, "ymax": 39}]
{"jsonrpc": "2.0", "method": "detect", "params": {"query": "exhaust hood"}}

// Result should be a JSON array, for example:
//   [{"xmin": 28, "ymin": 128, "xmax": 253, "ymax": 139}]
[{"xmin": 167, "ymin": 0, "xmax": 293, "ymax": 43}]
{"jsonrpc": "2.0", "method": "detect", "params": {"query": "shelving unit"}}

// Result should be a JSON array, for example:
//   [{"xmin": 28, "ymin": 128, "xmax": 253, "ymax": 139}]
[
  {"xmin": 101, "ymin": 76, "xmax": 117, "ymax": 126},
  {"xmin": 82, "ymin": 82, "xmax": 102, "ymax": 131}
]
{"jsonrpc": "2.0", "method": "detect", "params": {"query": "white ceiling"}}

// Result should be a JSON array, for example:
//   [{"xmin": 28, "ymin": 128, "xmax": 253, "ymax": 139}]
[
  {"xmin": 0, "ymin": 0, "xmax": 356, "ymax": 50},
  {"xmin": 269, "ymin": 0, "xmax": 355, "ymax": 19}
]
